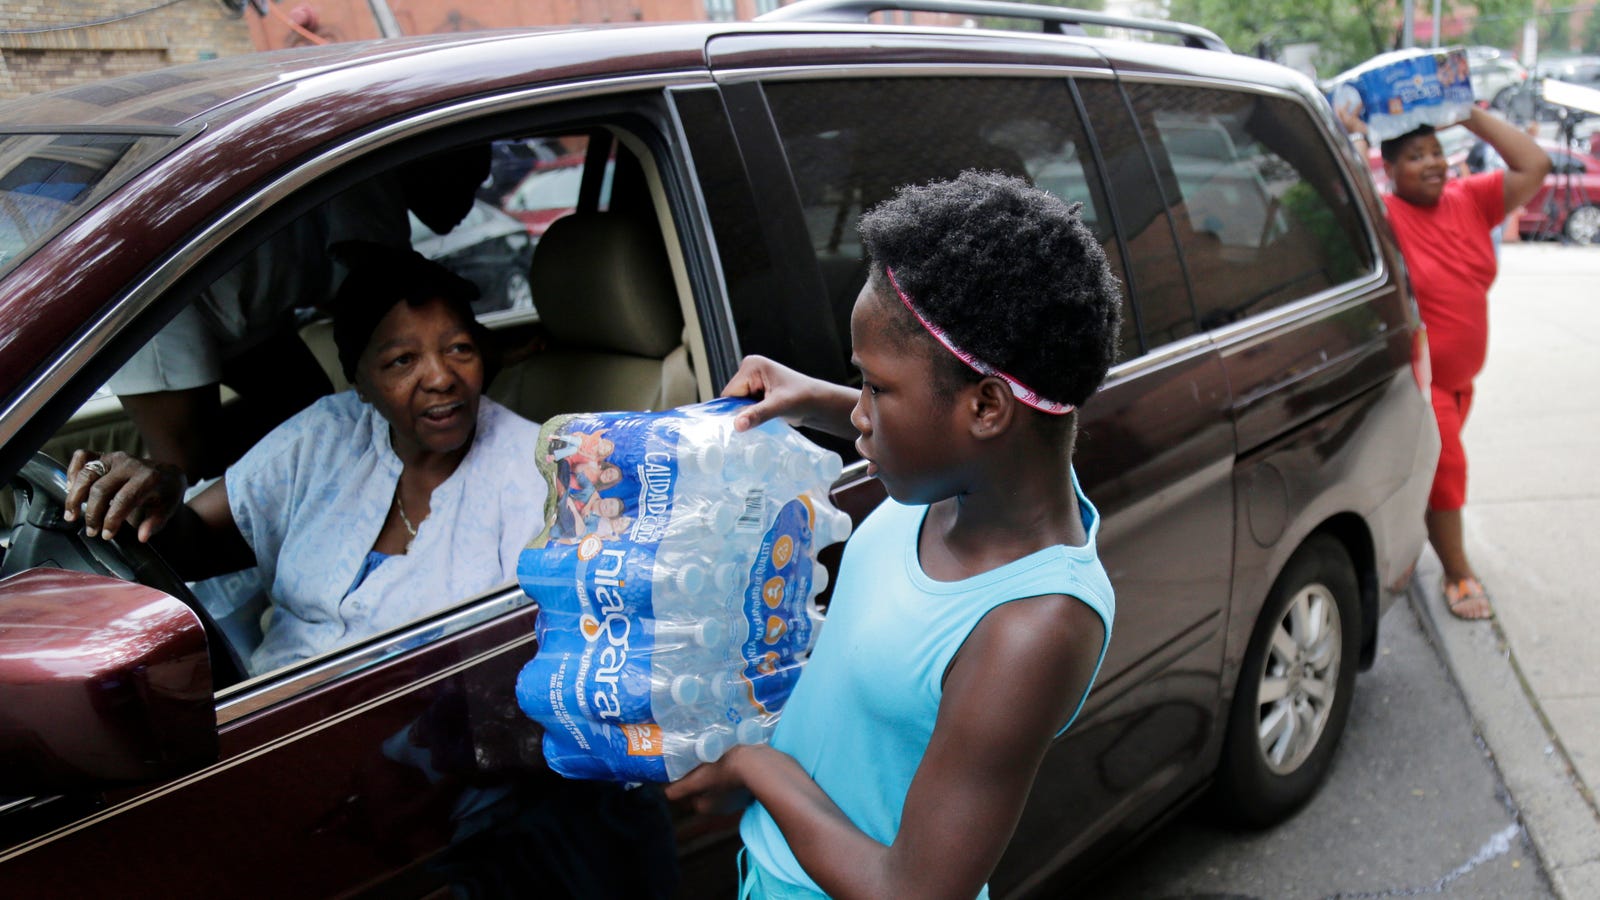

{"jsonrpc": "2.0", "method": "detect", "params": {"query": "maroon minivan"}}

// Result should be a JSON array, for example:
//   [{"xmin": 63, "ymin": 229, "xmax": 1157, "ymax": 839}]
[{"xmin": 0, "ymin": 1, "xmax": 1436, "ymax": 895}]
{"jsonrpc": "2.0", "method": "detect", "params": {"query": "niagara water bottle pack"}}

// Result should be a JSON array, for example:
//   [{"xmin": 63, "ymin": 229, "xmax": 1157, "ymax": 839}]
[
  {"xmin": 514, "ymin": 398, "xmax": 851, "ymax": 783},
  {"xmin": 1328, "ymin": 47, "xmax": 1475, "ymax": 142}
]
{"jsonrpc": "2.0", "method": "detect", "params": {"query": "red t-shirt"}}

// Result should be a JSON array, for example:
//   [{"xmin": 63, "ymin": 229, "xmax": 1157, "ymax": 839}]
[{"xmin": 1383, "ymin": 172, "xmax": 1505, "ymax": 391}]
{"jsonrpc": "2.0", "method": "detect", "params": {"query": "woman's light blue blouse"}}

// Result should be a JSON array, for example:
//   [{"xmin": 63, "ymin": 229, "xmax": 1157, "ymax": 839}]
[{"xmin": 227, "ymin": 391, "xmax": 546, "ymax": 674}]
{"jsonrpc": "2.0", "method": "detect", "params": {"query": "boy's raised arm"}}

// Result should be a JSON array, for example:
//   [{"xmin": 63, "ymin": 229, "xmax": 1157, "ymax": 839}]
[{"xmin": 1462, "ymin": 107, "xmax": 1551, "ymax": 213}]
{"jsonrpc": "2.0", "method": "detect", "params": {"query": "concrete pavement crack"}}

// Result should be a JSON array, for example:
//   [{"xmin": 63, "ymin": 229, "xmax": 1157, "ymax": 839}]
[{"xmin": 1318, "ymin": 823, "xmax": 1524, "ymax": 898}]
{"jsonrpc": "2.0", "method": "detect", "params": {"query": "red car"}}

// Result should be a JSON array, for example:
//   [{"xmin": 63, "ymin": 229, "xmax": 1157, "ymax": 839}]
[
  {"xmin": 1516, "ymin": 141, "xmax": 1600, "ymax": 243},
  {"xmin": 0, "ymin": 2, "xmax": 1435, "ymax": 896},
  {"xmin": 498, "ymin": 153, "xmax": 611, "ymax": 238}
]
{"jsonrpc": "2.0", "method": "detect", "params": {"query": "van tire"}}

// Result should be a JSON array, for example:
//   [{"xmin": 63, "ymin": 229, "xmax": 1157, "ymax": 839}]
[{"xmin": 1215, "ymin": 535, "xmax": 1360, "ymax": 827}]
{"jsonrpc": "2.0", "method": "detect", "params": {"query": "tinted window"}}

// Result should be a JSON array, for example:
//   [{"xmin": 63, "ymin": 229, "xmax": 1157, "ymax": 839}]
[
  {"xmin": 1122, "ymin": 84, "xmax": 1374, "ymax": 331},
  {"xmin": 1075, "ymin": 79, "xmax": 1193, "ymax": 359},
  {"xmin": 763, "ymin": 77, "xmax": 1121, "ymax": 374}
]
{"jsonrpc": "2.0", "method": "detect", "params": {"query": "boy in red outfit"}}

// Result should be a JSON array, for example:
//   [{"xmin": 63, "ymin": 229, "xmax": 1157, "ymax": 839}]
[{"xmin": 1340, "ymin": 106, "xmax": 1550, "ymax": 619}]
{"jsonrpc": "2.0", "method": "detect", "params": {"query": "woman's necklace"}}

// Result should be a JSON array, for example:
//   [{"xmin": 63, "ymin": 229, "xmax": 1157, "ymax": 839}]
[{"xmin": 394, "ymin": 490, "xmax": 420, "ymax": 552}]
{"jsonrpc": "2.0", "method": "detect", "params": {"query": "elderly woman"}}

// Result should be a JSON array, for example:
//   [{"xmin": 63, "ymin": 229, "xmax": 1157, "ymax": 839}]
[{"xmin": 63, "ymin": 241, "xmax": 546, "ymax": 674}]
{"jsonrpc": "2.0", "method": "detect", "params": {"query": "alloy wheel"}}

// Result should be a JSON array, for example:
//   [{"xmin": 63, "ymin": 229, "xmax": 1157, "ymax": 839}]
[
  {"xmin": 1565, "ymin": 205, "xmax": 1600, "ymax": 244},
  {"xmin": 1255, "ymin": 581, "xmax": 1342, "ymax": 775}
]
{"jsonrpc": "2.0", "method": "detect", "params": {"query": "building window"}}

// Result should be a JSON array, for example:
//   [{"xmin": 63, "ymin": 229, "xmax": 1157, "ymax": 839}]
[{"xmin": 705, "ymin": 0, "xmax": 737, "ymax": 21}]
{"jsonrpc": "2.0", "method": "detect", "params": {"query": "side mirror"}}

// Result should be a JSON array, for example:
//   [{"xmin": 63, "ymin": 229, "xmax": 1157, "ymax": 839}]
[{"xmin": 0, "ymin": 568, "xmax": 217, "ymax": 795}]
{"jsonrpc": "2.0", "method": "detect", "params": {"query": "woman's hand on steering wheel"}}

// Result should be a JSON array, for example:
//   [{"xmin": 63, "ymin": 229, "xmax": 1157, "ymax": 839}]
[{"xmin": 62, "ymin": 450, "xmax": 187, "ymax": 543}]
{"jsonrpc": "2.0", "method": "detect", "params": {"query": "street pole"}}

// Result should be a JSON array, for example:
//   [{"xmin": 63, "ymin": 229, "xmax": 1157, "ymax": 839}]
[
  {"xmin": 368, "ymin": 0, "xmax": 402, "ymax": 38},
  {"xmin": 1430, "ymin": 0, "xmax": 1441, "ymax": 47},
  {"xmin": 1403, "ymin": 0, "xmax": 1415, "ymax": 48}
]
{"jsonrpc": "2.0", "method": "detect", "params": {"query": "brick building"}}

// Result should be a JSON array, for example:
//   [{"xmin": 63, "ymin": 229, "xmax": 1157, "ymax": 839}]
[
  {"xmin": 1, "ymin": 0, "xmax": 944, "ymax": 97},
  {"xmin": 246, "ymin": 0, "xmax": 776, "ymax": 51},
  {"xmin": 0, "ymin": 1, "xmax": 257, "ymax": 101}
]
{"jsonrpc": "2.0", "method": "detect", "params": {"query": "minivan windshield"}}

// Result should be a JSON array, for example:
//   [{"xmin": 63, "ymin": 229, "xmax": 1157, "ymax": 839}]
[{"xmin": 0, "ymin": 132, "xmax": 172, "ymax": 276}]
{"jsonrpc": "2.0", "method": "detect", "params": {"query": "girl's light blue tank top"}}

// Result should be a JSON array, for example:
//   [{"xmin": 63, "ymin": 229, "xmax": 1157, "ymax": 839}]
[{"xmin": 738, "ymin": 470, "xmax": 1115, "ymax": 899}]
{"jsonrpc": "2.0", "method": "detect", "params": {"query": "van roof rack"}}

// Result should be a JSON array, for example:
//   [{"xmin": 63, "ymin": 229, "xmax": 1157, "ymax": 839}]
[{"xmin": 756, "ymin": 0, "xmax": 1230, "ymax": 53}]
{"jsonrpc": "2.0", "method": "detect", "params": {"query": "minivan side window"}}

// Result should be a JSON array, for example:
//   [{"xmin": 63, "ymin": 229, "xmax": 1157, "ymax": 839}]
[
  {"xmin": 761, "ymin": 77, "xmax": 1126, "ymax": 375},
  {"xmin": 1122, "ymin": 83, "xmax": 1375, "ymax": 331},
  {"xmin": 1074, "ymin": 79, "xmax": 1193, "ymax": 360}
]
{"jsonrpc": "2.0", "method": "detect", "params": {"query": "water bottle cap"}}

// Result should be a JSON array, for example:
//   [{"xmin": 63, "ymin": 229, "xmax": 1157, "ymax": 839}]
[
  {"xmin": 670, "ymin": 675, "xmax": 702, "ymax": 706},
  {"xmin": 815, "ymin": 452, "xmax": 843, "ymax": 484},
  {"xmin": 697, "ymin": 728, "xmax": 732, "ymax": 763},
  {"xmin": 696, "ymin": 617, "xmax": 728, "ymax": 648},
  {"xmin": 749, "ymin": 442, "xmax": 776, "ymax": 473},
  {"xmin": 736, "ymin": 716, "xmax": 770, "ymax": 745},
  {"xmin": 810, "ymin": 563, "xmax": 829, "ymax": 595},
  {"xmin": 688, "ymin": 441, "xmax": 723, "ymax": 473},
  {"xmin": 824, "ymin": 509, "xmax": 852, "ymax": 545},
  {"xmin": 676, "ymin": 563, "xmax": 706, "ymax": 595},
  {"xmin": 711, "ymin": 561, "xmax": 744, "ymax": 594},
  {"xmin": 705, "ymin": 668, "xmax": 734, "ymax": 700},
  {"xmin": 781, "ymin": 454, "xmax": 810, "ymax": 483},
  {"xmin": 709, "ymin": 502, "xmax": 740, "ymax": 534}
]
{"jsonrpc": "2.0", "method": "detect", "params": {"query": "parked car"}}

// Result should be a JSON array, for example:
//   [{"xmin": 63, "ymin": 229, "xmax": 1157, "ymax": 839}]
[
  {"xmin": 1536, "ymin": 54, "xmax": 1600, "ymax": 90},
  {"xmin": 410, "ymin": 199, "xmax": 536, "ymax": 315},
  {"xmin": 500, "ymin": 152, "xmax": 613, "ymax": 238},
  {"xmin": 1498, "ymin": 54, "xmax": 1600, "ymax": 125},
  {"xmin": 0, "ymin": 1, "xmax": 1436, "ymax": 896},
  {"xmin": 1516, "ymin": 140, "xmax": 1600, "ymax": 242},
  {"xmin": 479, "ymin": 136, "xmax": 569, "ymax": 204},
  {"xmin": 1466, "ymin": 45, "xmax": 1528, "ymax": 110}
]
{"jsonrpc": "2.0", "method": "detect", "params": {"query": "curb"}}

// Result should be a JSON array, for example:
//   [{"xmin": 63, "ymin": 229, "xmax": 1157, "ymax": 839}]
[{"xmin": 1407, "ymin": 549, "xmax": 1600, "ymax": 899}]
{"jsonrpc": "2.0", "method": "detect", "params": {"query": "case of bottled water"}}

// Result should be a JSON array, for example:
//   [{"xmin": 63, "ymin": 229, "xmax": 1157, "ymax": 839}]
[
  {"xmin": 514, "ymin": 398, "xmax": 851, "ymax": 782},
  {"xmin": 1329, "ymin": 47, "xmax": 1476, "ymax": 143}
]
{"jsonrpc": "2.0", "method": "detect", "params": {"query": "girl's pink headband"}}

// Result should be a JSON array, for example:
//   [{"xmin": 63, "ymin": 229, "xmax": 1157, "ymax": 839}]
[{"xmin": 884, "ymin": 267, "xmax": 1074, "ymax": 415}]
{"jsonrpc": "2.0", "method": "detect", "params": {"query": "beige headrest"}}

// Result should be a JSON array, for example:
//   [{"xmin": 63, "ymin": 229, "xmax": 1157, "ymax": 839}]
[{"xmin": 530, "ymin": 212, "xmax": 684, "ymax": 359}]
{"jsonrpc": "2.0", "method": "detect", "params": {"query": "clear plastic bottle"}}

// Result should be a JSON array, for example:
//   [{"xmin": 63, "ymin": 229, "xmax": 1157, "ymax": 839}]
[
  {"xmin": 653, "ymin": 616, "xmax": 727, "ymax": 651},
  {"xmin": 735, "ymin": 712, "xmax": 780, "ymax": 746},
  {"xmin": 663, "ymin": 724, "xmax": 734, "ymax": 781},
  {"xmin": 809, "ymin": 561, "xmax": 829, "ymax": 597},
  {"xmin": 723, "ymin": 436, "xmax": 776, "ymax": 482},
  {"xmin": 676, "ymin": 439, "xmax": 724, "ymax": 479},
  {"xmin": 811, "ymin": 502, "xmax": 853, "ymax": 549},
  {"xmin": 666, "ymin": 495, "xmax": 743, "ymax": 537},
  {"xmin": 652, "ymin": 670, "xmax": 702, "ymax": 711},
  {"xmin": 780, "ymin": 448, "xmax": 843, "ymax": 487}
]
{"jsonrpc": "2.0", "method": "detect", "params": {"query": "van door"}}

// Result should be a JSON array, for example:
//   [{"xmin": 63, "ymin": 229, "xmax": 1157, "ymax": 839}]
[
  {"xmin": 1113, "ymin": 80, "xmax": 1398, "ymax": 661},
  {"xmin": 993, "ymin": 77, "xmax": 1237, "ymax": 892},
  {"xmin": 685, "ymin": 57, "xmax": 1239, "ymax": 888},
  {"xmin": 0, "ymin": 90, "xmax": 711, "ymax": 899}
]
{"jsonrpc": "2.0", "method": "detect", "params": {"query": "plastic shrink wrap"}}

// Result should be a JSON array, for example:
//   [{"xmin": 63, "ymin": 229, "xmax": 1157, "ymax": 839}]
[{"xmin": 515, "ymin": 399, "xmax": 851, "ymax": 782}]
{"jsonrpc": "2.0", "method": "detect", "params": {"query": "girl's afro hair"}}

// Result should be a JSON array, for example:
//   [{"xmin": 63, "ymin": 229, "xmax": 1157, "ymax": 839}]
[{"xmin": 859, "ymin": 170, "xmax": 1122, "ymax": 410}]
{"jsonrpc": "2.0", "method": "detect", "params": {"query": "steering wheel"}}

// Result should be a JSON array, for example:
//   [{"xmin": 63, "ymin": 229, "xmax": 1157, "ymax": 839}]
[{"xmin": 2, "ymin": 452, "xmax": 247, "ymax": 687}]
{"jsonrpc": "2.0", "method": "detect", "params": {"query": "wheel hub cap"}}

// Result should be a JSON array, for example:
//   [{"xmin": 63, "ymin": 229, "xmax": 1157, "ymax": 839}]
[{"xmin": 1255, "ymin": 582, "xmax": 1342, "ymax": 775}]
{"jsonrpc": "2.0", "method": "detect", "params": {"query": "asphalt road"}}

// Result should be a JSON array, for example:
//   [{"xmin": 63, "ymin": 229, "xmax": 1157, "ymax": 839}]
[{"xmin": 1084, "ymin": 599, "xmax": 1554, "ymax": 899}]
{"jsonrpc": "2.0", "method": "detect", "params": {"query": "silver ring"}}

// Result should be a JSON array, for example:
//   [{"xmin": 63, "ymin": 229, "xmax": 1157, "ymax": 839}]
[{"xmin": 82, "ymin": 459, "xmax": 108, "ymax": 478}]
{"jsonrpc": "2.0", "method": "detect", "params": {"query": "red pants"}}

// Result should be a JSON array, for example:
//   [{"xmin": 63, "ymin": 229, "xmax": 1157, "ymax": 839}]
[{"xmin": 1430, "ymin": 384, "xmax": 1473, "ymax": 511}]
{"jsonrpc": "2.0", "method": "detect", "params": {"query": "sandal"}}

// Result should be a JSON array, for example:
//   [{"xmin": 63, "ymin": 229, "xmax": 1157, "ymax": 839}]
[{"xmin": 1443, "ymin": 577, "xmax": 1493, "ymax": 621}]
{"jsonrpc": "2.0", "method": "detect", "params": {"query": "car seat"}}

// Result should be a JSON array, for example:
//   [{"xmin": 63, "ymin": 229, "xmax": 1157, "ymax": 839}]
[{"xmin": 487, "ymin": 209, "xmax": 697, "ymax": 422}]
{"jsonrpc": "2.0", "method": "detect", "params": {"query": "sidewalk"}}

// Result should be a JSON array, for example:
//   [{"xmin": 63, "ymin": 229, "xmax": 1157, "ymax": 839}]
[{"xmin": 1407, "ymin": 242, "xmax": 1600, "ymax": 899}]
